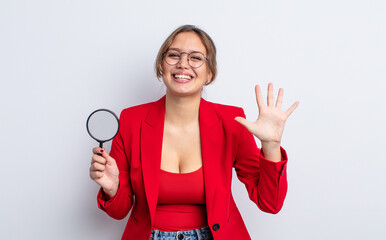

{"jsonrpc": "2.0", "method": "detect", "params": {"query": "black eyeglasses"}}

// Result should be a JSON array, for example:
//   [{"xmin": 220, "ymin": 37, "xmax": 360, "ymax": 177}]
[{"xmin": 162, "ymin": 49, "xmax": 208, "ymax": 68}]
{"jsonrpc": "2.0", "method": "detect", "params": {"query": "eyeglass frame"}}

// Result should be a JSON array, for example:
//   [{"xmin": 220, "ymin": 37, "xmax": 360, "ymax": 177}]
[{"xmin": 162, "ymin": 49, "xmax": 209, "ymax": 68}]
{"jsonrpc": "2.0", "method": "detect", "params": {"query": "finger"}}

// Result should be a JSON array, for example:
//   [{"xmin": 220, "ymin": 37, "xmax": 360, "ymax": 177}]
[
  {"xmin": 91, "ymin": 162, "xmax": 106, "ymax": 172},
  {"xmin": 90, "ymin": 170, "xmax": 104, "ymax": 180},
  {"xmin": 100, "ymin": 148, "xmax": 116, "ymax": 166},
  {"xmin": 275, "ymin": 88, "xmax": 283, "ymax": 109},
  {"xmin": 234, "ymin": 117, "xmax": 254, "ymax": 133},
  {"xmin": 255, "ymin": 85, "xmax": 265, "ymax": 110},
  {"xmin": 285, "ymin": 101, "xmax": 299, "ymax": 118},
  {"xmin": 91, "ymin": 154, "xmax": 107, "ymax": 165},
  {"xmin": 267, "ymin": 83, "xmax": 274, "ymax": 107},
  {"xmin": 92, "ymin": 147, "xmax": 104, "ymax": 155}
]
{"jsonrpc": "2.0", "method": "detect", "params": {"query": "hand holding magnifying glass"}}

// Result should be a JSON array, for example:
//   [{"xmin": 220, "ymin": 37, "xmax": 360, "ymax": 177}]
[{"xmin": 86, "ymin": 109, "xmax": 120, "ymax": 198}]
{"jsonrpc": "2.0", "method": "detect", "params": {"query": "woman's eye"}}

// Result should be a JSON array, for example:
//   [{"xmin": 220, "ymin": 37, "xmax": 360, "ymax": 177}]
[
  {"xmin": 190, "ymin": 56, "xmax": 203, "ymax": 61},
  {"xmin": 168, "ymin": 53, "xmax": 180, "ymax": 59}
]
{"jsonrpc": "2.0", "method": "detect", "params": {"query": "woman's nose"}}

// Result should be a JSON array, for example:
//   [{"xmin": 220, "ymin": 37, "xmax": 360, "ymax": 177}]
[{"xmin": 177, "ymin": 54, "xmax": 190, "ymax": 68}]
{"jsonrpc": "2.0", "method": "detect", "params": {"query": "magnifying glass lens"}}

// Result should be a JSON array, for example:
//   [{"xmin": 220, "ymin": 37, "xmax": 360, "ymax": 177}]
[{"xmin": 86, "ymin": 109, "xmax": 120, "ymax": 148}]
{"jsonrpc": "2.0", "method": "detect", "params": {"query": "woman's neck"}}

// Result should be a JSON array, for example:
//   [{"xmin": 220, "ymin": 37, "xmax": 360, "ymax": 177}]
[{"xmin": 164, "ymin": 92, "xmax": 201, "ymax": 127}]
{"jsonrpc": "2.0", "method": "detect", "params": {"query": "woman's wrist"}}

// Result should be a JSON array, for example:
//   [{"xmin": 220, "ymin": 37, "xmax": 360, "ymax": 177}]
[
  {"xmin": 103, "ymin": 181, "xmax": 119, "ymax": 199},
  {"xmin": 261, "ymin": 141, "xmax": 281, "ymax": 163},
  {"xmin": 261, "ymin": 141, "xmax": 280, "ymax": 150}
]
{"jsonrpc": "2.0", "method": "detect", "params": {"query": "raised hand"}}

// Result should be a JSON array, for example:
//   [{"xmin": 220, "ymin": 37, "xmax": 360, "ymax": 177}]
[
  {"xmin": 235, "ymin": 83, "xmax": 298, "ymax": 147},
  {"xmin": 90, "ymin": 147, "xmax": 119, "ymax": 198}
]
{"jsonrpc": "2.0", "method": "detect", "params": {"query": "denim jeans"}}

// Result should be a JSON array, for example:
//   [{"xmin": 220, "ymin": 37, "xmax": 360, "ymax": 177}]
[{"xmin": 149, "ymin": 226, "xmax": 213, "ymax": 240}]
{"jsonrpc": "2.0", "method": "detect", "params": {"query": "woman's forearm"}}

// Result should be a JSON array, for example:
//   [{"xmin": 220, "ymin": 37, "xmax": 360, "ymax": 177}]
[{"xmin": 261, "ymin": 142, "xmax": 282, "ymax": 163}]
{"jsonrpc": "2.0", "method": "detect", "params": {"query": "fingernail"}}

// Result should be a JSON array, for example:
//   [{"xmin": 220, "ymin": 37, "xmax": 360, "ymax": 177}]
[{"xmin": 100, "ymin": 149, "xmax": 104, "ymax": 153}]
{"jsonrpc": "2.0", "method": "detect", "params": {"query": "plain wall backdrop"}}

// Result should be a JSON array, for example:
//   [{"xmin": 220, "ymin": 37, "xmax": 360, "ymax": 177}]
[{"xmin": 1, "ymin": 0, "xmax": 385, "ymax": 239}]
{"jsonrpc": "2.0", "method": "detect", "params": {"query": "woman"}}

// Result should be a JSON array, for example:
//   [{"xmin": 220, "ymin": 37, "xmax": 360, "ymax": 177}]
[{"xmin": 90, "ymin": 25, "xmax": 298, "ymax": 240}]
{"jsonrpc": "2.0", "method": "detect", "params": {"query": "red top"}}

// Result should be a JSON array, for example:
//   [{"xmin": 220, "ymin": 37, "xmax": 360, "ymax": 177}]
[{"xmin": 153, "ymin": 166, "xmax": 208, "ymax": 231}]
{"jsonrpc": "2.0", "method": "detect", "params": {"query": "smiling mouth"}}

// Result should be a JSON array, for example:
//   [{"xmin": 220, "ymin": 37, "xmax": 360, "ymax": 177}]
[
  {"xmin": 173, "ymin": 74, "xmax": 193, "ymax": 80},
  {"xmin": 172, "ymin": 74, "xmax": 195, "ymax": 83}
]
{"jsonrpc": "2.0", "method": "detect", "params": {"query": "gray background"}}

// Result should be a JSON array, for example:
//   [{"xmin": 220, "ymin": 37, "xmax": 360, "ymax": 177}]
[{"xmin": 1, "ymin": 0, "xmax": 385, "ymax": 239}]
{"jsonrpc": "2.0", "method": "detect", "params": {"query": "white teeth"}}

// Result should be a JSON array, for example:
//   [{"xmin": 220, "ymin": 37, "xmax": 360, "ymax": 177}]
[{"xmin": 174, "ymin": 74, "xmax": 192, "ymax": 80}]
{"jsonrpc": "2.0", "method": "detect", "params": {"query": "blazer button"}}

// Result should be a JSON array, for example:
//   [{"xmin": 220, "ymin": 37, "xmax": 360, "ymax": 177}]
[{"xmin": 212, "ymin": 223, "xmax": 220, "ymax": 231}]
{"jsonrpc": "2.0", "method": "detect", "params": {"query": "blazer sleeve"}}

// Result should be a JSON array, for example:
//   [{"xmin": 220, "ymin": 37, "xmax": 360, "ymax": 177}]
[
  {"xmin": 96, "ymin": 109, "xmax": 134, "ymax": 220},
  {"xmin": 233, "ymin": 108, "xmax": 288, "ymax": 214}
]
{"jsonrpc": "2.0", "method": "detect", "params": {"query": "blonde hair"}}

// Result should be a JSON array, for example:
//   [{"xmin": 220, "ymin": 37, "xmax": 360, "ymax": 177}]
[{"xmin": 155, "ymin": 25, "xmax": 217, "ymax": 85}]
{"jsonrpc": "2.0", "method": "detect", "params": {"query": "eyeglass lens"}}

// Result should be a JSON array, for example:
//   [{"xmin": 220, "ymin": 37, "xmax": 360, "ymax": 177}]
[{"xmin": 164, "ymin": 50, "xmax": 206, "ymax": 68}]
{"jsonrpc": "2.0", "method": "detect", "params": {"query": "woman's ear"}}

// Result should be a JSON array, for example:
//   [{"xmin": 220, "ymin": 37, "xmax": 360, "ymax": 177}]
[{"xmin": 206, "ymin": 71, "xmax": 213, "ymax": 85}]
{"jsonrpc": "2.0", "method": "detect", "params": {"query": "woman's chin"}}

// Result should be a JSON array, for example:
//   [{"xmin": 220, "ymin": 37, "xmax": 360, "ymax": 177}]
[
  {"xmin": 164, "ymin": 78, "xmax": 205, "ymax": 97},
  {"xmin": 167, "ymin": 86, "xmax": 202, "ymax": 98}
]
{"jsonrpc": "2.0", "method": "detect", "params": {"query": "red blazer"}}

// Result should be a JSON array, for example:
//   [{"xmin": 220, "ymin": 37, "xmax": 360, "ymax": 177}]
[{"xmin": 97, "ymin": 96, "xmax": 288, "ymax": 240}]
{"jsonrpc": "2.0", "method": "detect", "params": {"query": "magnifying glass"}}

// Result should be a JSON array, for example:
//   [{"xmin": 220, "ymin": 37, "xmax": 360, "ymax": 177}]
[{"xmin": 86, "ymin": 109, "xmax": 120, "ymax": 148}]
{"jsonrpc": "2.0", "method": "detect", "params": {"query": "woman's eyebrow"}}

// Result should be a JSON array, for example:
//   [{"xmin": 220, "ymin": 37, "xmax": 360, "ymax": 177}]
[{"xmin": 169, "ymin": 47, "xmax": 202, "ymax": 53}]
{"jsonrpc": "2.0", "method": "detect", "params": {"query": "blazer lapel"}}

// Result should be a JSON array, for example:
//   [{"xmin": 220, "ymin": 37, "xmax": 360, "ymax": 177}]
[
  {"xmin": 140, "ymin": 96, "xmax": 223, "ymax": 224},
  {"xmin": 199, "ymin": 98, "xmax": 223, "ymax": 219},
  {"xmin": 140, "ymin": 96, "xmax": 165, "ymax": 224}
]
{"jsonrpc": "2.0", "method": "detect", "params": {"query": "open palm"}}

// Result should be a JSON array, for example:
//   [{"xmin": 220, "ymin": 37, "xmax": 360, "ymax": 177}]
[{"xmin": 235, "ymin": 83, "xmax": 299, "ymax": 145}]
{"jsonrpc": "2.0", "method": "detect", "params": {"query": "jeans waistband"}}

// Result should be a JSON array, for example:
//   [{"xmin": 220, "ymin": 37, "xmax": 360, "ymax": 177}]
[{"xmin": 150, "ymin": 226, "xmax": 213, "ymax": 240}]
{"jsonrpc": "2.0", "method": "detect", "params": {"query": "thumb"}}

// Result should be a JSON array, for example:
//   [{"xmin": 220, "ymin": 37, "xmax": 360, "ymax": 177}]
[
  {"xmin": 234, "ymin": 117, "xmax": 253, "ymax": 132},
  {"xmin": 100, "ymin": 149, "xmax": 116, "ymax": 166}
]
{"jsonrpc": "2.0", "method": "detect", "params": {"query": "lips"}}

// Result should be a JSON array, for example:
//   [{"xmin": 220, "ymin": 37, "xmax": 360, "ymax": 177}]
[{"xmin": 172, "ymin": 73, "xmax": 194, "ymax": 83}]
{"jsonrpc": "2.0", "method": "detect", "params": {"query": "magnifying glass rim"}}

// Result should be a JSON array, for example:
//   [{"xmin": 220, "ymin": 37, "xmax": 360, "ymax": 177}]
[{"xmin": 86, "ymin": 108, "xmax": 120, "ymax": 143}]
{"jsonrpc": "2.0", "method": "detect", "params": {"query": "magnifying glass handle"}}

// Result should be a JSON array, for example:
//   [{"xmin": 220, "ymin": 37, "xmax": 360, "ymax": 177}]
[{"xmin": 97, "ymin": 142, "xmax": 104, "ymax": 156}]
